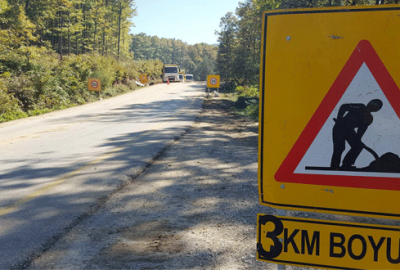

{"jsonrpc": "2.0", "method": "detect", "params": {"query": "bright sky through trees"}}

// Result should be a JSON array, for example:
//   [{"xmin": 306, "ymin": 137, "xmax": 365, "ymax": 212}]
[{"xmin": 130, "ymin": 0, "xmax": 240, "ymax": 45}]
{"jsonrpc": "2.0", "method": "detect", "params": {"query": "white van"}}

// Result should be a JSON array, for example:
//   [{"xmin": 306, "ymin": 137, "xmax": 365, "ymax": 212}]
[{"xmin": 185, "ymin": 74, "xmax": 194, "ymax": 82}]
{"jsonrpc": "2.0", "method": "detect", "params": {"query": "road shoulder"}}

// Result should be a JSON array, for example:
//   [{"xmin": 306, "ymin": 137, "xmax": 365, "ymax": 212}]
[{"xmin": 29, "ymin": 98, "xmax": 275, "ymax": 269}]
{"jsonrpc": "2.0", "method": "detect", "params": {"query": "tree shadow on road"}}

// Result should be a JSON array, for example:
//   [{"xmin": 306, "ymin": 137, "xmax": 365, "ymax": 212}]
[
  {"xmin": 26, "ymin": 99, "xmax": 275, "ymax": 269},
  {"xmin": 0, "ymin": 86, "xmax": 206, "ymax": 269}
]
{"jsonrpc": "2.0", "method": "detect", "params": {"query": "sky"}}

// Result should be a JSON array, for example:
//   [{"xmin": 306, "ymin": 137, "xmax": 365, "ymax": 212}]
[{"xmin": 130, "ymin": 0, "xmax": 240, "ymax": 45}]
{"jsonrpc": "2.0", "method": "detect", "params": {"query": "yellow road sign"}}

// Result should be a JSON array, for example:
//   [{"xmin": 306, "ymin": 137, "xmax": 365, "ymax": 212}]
[
  {"xmin": 207, "ymin": 75, "xmax": 220, "ymax": 88},
  {"xmin": 259, "ymin": 5, "xmax": 400, "ymax": 219},
  {"xmin": 88, "ymin": 78, "xmax": 101, "ymax": 91},
  {"xmin": 140, "ymin": 74, "xmax": 148, "ymax": 84},
  {"xmin": 257, "ymin": 214, "xmax": 400, "ymax": 269}
]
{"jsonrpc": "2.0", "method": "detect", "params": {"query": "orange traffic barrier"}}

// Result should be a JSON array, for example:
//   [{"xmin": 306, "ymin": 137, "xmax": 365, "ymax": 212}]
[{"xmin": 167, "ymin": 78, "xmax": 169, "ymax": 85}]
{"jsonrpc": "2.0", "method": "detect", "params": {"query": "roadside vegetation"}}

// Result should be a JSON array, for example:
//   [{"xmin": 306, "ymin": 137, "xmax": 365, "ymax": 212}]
[
  {"xmin": 0, "ymin": 0, "xmax": 164, "ymax": 123},
  {"xmin": 0, "ymin": 53, "xmax": 163, "ymax": 122},
  {"xmin": 215, "ymin": 0, "xmax": 398, "ymax": 120}
]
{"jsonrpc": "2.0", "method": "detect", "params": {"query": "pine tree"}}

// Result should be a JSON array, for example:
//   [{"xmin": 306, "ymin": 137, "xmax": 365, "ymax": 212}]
[{"xmin": 216, "ymin": 12, "xmax": 237, "ymax": 83}]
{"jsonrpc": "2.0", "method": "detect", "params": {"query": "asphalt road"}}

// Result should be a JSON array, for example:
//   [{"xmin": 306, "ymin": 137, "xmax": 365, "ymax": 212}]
[{"xmin": 0, "ymin": 82, "xmax": 204, "ymax": 268}]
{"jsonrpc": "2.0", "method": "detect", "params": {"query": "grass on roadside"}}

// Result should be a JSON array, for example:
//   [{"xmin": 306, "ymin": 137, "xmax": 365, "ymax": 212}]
[{"xmin": 219, "ymin": 83, "xmax": 259, "ymax": 122}]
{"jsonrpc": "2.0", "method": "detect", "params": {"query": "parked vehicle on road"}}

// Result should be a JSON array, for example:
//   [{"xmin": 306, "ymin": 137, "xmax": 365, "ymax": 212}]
[
  {"xmin": 185, "ymin": 74, "xmax": 194, "ymax": 82},
  {"xmin": 162, "ymin": 65, "xmax": 180, "ymax": 82}
]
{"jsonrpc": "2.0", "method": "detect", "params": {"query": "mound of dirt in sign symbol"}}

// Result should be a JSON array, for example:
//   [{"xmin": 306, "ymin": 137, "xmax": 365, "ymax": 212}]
[{"xmin": 360, "ymin": 152, "xmax": 400, "ymax": 173}]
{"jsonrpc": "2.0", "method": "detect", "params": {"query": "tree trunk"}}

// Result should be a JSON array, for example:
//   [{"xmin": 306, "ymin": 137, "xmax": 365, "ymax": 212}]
[
  {"xmin": 118, "ymin": 1, "xmax": 122, "ymax": 60},
  {"xmin": 26, "ymin": 35, "xmax": 30, "ymax": 67},
  {"xmin": 82, "ymin": 4, "xmax": 86, "ymax": 54},
  {"xmin": 76, "ymin": 35, "xmax": 79, "ymax": 55},
  {"xmin": 102, "ymin": 0, "xmax": 108, "ymax": 55},
  {"xmin": 59, "ymin": 34, "xmax": 63, "ymax": 60},
  {"xmin": 68, "ymin": 29, "xmax": 71, "ymax": 56},
  {"xmin": 102, "ymin": 30, "xmax": 105, "ymax": 55},
  {"xmin": 59, "ymin": 16, "xmax": 63, "ymax": 60},
  {"xmin": 94, "ymin": 20, "xmax": 97, "ymax": 53}
]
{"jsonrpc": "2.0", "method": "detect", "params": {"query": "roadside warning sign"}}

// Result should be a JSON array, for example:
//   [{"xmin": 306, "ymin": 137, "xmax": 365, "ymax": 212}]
[
  {"xmin": 88, "ymin": 78, "xmax": 101, "ymax": 91},
  {"xmin": 140, "ymin": 74, "xmax": 148, "ymax": 84},
  {"xmin": 207, "ymin": 75, "xmax": 220, "ymax": 88},
  {"xmin": 276, "ymin": 40, "xmax": 400, "ymax": 191},
  {"xmin": 257, "ymin": 214, "xmax": 400, "ymax": 269},
  {"xmin": 258, "ymin": 5, "xmax": 400, "ymax": 218}
]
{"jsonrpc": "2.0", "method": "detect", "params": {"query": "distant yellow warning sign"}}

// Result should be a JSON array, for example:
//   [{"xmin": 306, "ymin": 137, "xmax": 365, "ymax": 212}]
[
  {"xmin": 207, "ymin": 75, "xmax": 220, "ymax": 88},
  {"xmin": 88, "ymin": 78, "xmax": 101, "ymax": 91},
  {"xmin": 257, "ymin": 214, "xmax": 400, "ymax": 269},
  {"xmin": 140, "ymin": 74, "xmax": 148, "ymax": 84}
]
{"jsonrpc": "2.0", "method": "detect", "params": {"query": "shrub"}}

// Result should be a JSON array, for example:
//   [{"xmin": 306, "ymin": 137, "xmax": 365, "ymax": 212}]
[
  {"xmin": 103, "ymin": 83, "xmax": 130, "ymax": 97},
  {"xmin": 219, "ymin": 81, "xmax": 238, "ymax": 93},
  {"xmin": 0, "ymin": 110, "xmax": 27, "ymax": 122},
  {"xmin": 5, "ymin": 74, "xmax": 36, "ymax": 111},
  {"xmin": 0, "ymin": 83, "xmax": 17, "ymax": 114},
  {"xmin": 234, "ymin": 84, "xmax": 259, "ymax": 121},
  {"xmin": 236, "ymin": 85, "xmax": 259, "ymax": 97},
  {"xmin": 88, "ymin": 54, "xmax": 118, "ymax": 88},
  {"xmin": 0, "ymin": 50, "xmax": 164, "ymax": 123},
  {"xmin": 0, "ymin": 78, "xmax": 27, "ymax": 122},
  {"xmin": 27, "ymin": 108, "xmax": 52, "ymax": 116},
  {"xmin": 126, "ymin": 79, "xmax": 138, "ymax": 90},
  {"xmin": 243, "ymin": 100, "xmax": 259, "ymax": 121}
]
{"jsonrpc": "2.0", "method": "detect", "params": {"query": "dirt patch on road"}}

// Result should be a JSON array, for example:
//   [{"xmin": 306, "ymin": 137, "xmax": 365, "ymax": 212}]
[{"xmin": 29, "ymin": 98, "xmax": 278, "ymax": 269}]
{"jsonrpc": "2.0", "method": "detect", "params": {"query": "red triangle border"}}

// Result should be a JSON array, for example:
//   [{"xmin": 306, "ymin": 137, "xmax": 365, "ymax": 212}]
[{"xmin": 274, "ymin": 40, "xmax": 400, "ymax": 190}]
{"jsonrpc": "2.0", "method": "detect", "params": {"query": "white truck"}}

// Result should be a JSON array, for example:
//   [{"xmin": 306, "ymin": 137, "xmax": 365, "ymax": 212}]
[{"xmin": 162, "ymin": 65, "xmax": 180, "ymax": 82}]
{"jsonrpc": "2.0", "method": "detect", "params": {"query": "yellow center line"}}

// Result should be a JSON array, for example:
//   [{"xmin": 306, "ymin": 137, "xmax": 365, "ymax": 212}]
[{"xmin": 0, "ymin": 97, "xmax": 200, "ymax": 217}]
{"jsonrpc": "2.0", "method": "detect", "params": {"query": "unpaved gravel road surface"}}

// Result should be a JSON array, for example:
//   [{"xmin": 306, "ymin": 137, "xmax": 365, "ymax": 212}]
[{"xmin": 28, "ymin": 98, "xmax": 279, "ymax": 269}]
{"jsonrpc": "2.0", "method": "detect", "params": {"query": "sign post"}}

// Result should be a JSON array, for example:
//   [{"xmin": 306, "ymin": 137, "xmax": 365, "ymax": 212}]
[{"xmin": 257, "ymin": 4, "xmax": 400, "ymax": 269}]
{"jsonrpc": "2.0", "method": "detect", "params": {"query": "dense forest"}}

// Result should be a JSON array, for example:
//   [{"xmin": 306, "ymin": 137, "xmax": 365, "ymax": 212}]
[
  {"xmin": 216, "ymin": 0, "xmax": 399, "ymax": 86},
  {"xmin": 0, "ymin": 0, "xmax": 163, "ymax": 122},
  {"xmin": 1, "ymin": 0, "xmax": 135, "ymax": 61},
  {"xmin": 214, "ymin": 0, "xmax": 399, "ymax": 120},
  {"xmin": 130, "ymin": 34, "xmax": 217, "ymax": 81}
]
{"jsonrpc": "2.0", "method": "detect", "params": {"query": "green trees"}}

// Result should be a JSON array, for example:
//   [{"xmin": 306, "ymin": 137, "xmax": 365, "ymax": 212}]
[
  {"xmin": 0, "ymin": 0, "xmax": 40, "ymax": 71},
  {"xmin": 0, "ymin": 0, "xmax": 166, "ymax": 123},
  {"xmin": 1, "ymin": 0, "xmax": 137, "ymax": 74},
  {"xmin": 214, "ymin": 0, "xmax": 399, "ymax": 120},
  {"xmin": 215, "ymin": 0, "xmax": 398, "ymax": 86},
  {"xmin": 216, "ymin": 0, "xmax": 264, "ymax": 85},
  {"xmin": 130, "ymin": 33, "xmax": 218, "ymax": 80},
  {"xmin": 1, "ymin": 0, "xmax": 135, "ymax": 62},
  {"xmin": 216, "ymin": 12, "xmax": 237, "ymax": 83}
]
